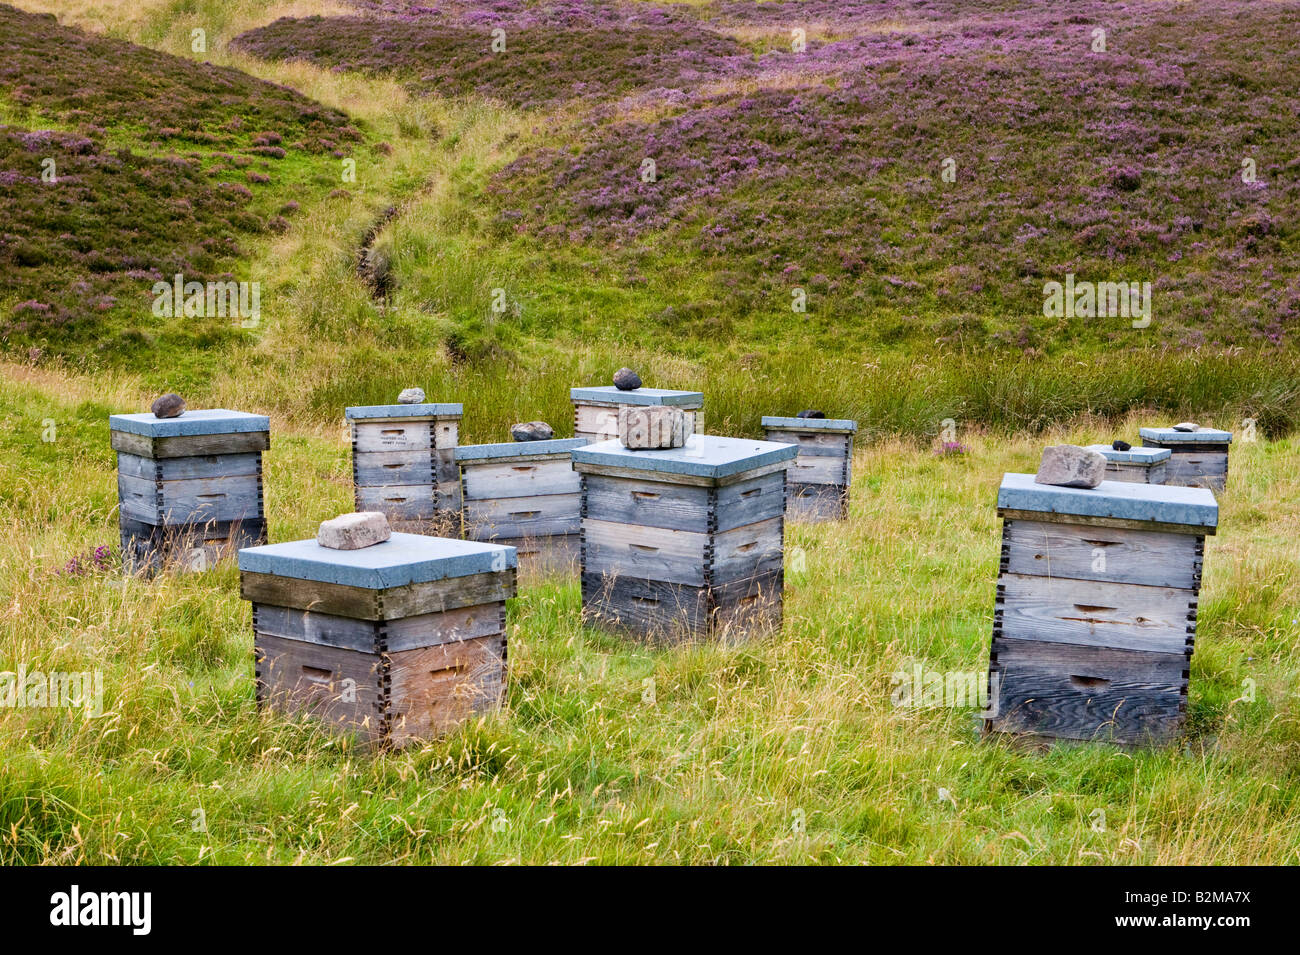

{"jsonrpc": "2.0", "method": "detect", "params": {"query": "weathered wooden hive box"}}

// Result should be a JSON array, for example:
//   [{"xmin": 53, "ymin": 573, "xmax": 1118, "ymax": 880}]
[
  {"xmin": 239, "ymin": 534, "xmax": 516, "ymax": 745},
  {"xmin": 111, "ymin": 409, "xmax": 269, "ymax": 572},
  {"xmin": 1139, "ymin": 426, "xmax": 1233, "ymax": 492},
  {"xmin": 456, "ymin": 437, "xmax": 587, "ymax": 574},
  {"xmin": 1084, "ymin": 445, "xmax": 1170, "ymax": 484},
  {"xmin": 986, "ymin": 473, "xmax": 1218, "ymax": 745},
  {"xmin": 761, "ymin": 416, "xmax": 858, "ymax": 520},
  {"xmin": 570, "ymin": 386, "xmax": 704, "ymax": 442},
  {"xmin": 346, "ymin": 402, "xmax": 463, "ymax": 534},
  {"xmin": 573, "ymin": 435, "xmax": 797, "ymax": 643}
]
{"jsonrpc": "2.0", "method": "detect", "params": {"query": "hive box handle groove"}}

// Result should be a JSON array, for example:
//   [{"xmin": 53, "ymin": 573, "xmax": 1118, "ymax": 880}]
[{"xmin": 1070, "ymin": 675, "xmax": 1111, "ymax": 690}]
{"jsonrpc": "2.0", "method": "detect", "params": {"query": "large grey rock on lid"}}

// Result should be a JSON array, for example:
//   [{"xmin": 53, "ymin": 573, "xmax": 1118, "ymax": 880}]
[
  {"xmin": 151, "ymin": 393, "xmax": 185, "ymax": 418},
  {"xmin": 613, "ymin": 367, "xmax": 642, "ymax": 391},
  {"xmin": 1035, "ymin": 445, "xmax": 1107, "ymax": 488},
  {"xmin": 511, "ymin": 420, "xmax": 554, "ymax": 442},
  {"xmin": 398, "ymin": 387, "xmax": 425, "ymax": 404},
  {"xmin": 619, "ymin": 405, "xmax": 693, "ymax": 450},
  {"xmin": 317, "ymin": 511, "xmax": 391, "ymax": 550},
  {"xmin": 1172, "ymin": 421, "xmax": 1199, "ymax": 432}
]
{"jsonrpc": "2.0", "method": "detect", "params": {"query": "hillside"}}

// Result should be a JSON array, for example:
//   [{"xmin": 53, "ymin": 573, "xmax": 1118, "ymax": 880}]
[
  {"xmin": 0, "ymin": 4, "xmax": 361, "ymax": 360},
  {"xmin": 0, "ymin": 0, "xmax": 1295, "ymax": 440}
]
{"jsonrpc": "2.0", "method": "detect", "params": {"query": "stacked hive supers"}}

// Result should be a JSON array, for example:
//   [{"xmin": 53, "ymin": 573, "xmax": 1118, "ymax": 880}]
[
  {"xmin": 761, "ymin": 416, "xmax": 857, "ymax": 520},
  {"xmin": 573, "ymin": 435, "xmax": 797, "ymax": 642},
  {"xmin": 456, "ymin": 437, "xmax": 587, "ymax": 574},
  {"xmin": 570, "ymin": 386, "xmax": 704, "ymax": 442},
  {"xmin": 1140, "ymin": 426, "xmax": 1233, "ymax": 492},
  {"xmin": 346, "ymin": 402, "xmax": 463, "ymax": 534},
  {"xmin": 986, "ymin": 473, "xmax": 1218, "ymax": 745},
  {"xmin": 111, "ymin": 409, "xmax": 269, "ymax": 572},
  {"xmin": 239, "ymin": 534, "xmax": 516, "ymax": 745},
  {"xmin": 1084, "ymin": 445, "xmax": 1170, "ymax": 484}
]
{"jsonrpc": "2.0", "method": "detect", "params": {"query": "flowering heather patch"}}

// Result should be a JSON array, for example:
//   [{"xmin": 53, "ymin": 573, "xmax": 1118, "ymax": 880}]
[
  {"xmin": 488, "ymin": 0, "xmax": 1300, "ymax": 347},
  {"xmin": 705, "ymin": 0, "xmax": 1005, "ymax": 28},
  {"xmin": 0, "ymin": 5, "xmax": 361, "ymax": 155},
  {"xmin": 57, "ymin": 545, "xmax": 116, "ymax": 577},
  {"xmin": 0, "ymin": 125, "xmax": 265, "ymax": 344},
  {"xmin": 0, "ymin": 4, "xmax": 368, "ymax": 354},
  {"xmin": 348, "ymin": 0, "xmax": 699, "ymax": 28},
  {"xmin": 232, "ymin": 14, "xmax": 754, "ymax": 108}
]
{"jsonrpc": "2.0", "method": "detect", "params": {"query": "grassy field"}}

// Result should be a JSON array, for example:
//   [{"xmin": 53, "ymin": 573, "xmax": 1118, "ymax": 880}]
[
  {"xmin": 2, "ymin": 364, "xmax": 1298, "ymax": 864},
  {"xmin": 2, "ymin": 0, "xmax": 1298, "ymax": 864}
]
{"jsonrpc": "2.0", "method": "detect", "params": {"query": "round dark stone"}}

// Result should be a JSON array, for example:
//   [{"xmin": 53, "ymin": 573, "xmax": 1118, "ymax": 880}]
[
  {"xmin": 1112, "ymin": 439, "xmax": 1132, "ymax": 451},
  {"xmin": 151, "ymin": 393, "xmax": 185, "ymax": 418},
  {"xmin": 796, "ymin": 409, "xmax": 826, "ymax": 419},
  {"xmin": 511, "ymin": 421, "xmax": 554, "ymax": 442},
  {"xmin": 613, "ymin": 367, "xmax": 642, "ymax": 391}
]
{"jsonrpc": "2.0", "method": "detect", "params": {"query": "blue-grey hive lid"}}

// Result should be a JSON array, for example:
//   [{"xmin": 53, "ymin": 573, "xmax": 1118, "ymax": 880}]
[
  {"xmin": 345, "ymin": 402, "xmax": 463, "ymax": 420},
  {"xmin": 572, "ymin": 435, "xmax": 797, "ymax": 480},
  {"xmin": 762, "ymin": 415, "xmax": 858, "ymax": 433},
  {"xmin": 456, "ymin": 437, "xmax": 588, "ymax": 462},
  {"xmin": 1139, "ymin": 426, "xmax": 1233, "ymax": 445},
  {"xmin": 238, "ymin": 533, "xmax": 516, "ymax": 589},
  {"xmin": 569, "ymin": 386, "xmax": 703, "ymax": 407},
  {"xmin": 109, "ymin": 408, "xmax": 269, "ymax": 437},
  {"xmin": 997, "ymin": 472, "xmax": 1218, "ymax": 529},
  {"xmin": 1084, "ymin": 444, "xmax": 1171, "ymax": 464}
]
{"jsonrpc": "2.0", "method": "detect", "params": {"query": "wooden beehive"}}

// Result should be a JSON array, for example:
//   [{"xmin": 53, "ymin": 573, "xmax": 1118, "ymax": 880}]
[
  {"xmin": 570, "ymin": 385, "xmax": 704, "ymax": 442},
  {"xmin": 1139, "ymin": 426, "xmax": 1232, "ymax": 492},
  {"xmin": 985, "ymin": 473, "xmax": 1219, "ymax": 745},
  {"xmin": 239, "ymin": 533, "xmax": 516, "ymax": 745},
  {"xmin": 762, "ymin": 416, "xmax": 857, "ymax": 521},
  {"xmin": 456, "ymin": 437, "xmax": 586, "ymax": 575},
  {"xmin": 573, "ymin": 435, "xmax": 797, "ymax": 643},
  {"xmin": 111, "ymin": 409, "xmax": 269, "ymax": 573},
  {"xmin": 346, "ymin": 402, "xmax": 463, "ymax": 534},
  {"xmin": 1084, "ymin": 445, "xmax": 1169, "ymax": 484}
]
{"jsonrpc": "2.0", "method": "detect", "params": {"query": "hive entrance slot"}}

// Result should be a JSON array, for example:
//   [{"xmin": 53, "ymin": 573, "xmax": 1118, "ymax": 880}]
[
  {"xmin": 1070, "ymin": 675, "xmax": 1111, "ymax": 690},
  {"xmin": 1063, "ymin": 603, "xmax": 1124, "ymax": 624}
]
